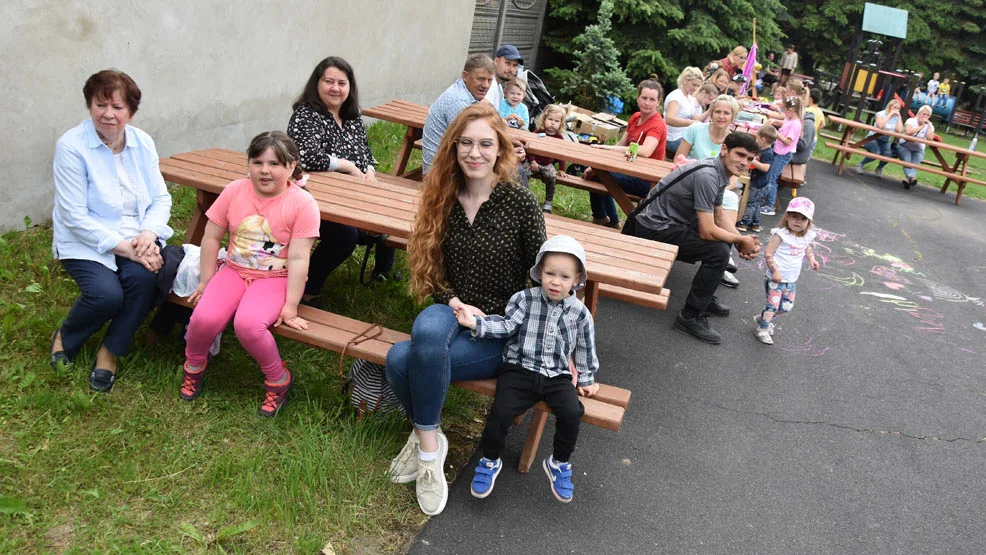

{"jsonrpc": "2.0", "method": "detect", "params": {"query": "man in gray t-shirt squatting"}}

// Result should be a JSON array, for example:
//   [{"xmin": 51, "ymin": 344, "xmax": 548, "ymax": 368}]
[{"xmin": 632, "ymin": 132, "xmax": 761, "ymax": 345}]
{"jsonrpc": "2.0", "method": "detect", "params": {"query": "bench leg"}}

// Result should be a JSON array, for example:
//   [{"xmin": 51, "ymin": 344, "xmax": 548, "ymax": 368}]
[
  {"xmin": 595, "ymin": 170, "xmax": 637, "ymax": 216},
  {"xmin": 392, "ymin": 127, "xmax": 421, "ymax": 176},
  {"xmin": 183, "ymin": 190, "xmax": 217, "ymax": 244},
  {"xmin": 583, "ymin": 281, "xmax": 599, "ymax": 316},
  {"xmin": 518, "ymin": 409, "xmax": 549, "ymax": 473}
]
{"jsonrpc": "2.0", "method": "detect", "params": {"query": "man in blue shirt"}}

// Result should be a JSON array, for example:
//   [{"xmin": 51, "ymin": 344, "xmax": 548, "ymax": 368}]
[{"xmin": 421, "ymin": 54, "xmax": 495, "ymax": 173}]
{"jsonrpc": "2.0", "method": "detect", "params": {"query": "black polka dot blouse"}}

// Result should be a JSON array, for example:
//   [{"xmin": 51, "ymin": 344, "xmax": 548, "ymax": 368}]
[
  {"xmin": 436, "ymin": 182, "xmax": 547, "ymax": 316},
  {"xmin": 287, "ymin": 103, "xmax": 377, "ymax": 173}
]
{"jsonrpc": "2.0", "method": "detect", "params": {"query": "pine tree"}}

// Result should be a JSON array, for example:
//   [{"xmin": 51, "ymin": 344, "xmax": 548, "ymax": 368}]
[{"xmin": 551, "ymin": 0, "xmax": 634, "ymax": 111}]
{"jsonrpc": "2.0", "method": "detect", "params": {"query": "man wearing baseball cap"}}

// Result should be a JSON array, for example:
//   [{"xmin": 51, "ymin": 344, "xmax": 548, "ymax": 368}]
[{"xmin": 485, "ymin": 44, "xmax": 524, "ymax": 109}]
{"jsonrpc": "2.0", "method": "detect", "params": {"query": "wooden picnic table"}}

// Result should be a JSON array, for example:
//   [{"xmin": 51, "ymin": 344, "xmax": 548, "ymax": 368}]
[
  {"xmin": 827, "ymin": 115, "xmax": 986, "ymax": 205},
  {"xmin": 159, "ymin": 148, "xmax": 678, "ymax": 316},
  {"xmin": 362, "ymin": 99, "xmax": 676, "ymax": 214}
]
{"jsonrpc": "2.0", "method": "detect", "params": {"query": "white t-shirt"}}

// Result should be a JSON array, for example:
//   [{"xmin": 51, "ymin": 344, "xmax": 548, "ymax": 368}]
[
  {"xmin": 485, "ymin": 80, "xmax": 504, "ymax": 112},
  {"xmin": 901, "ymin": 117, "xmax": 933, "ymax": 152},
  {"xmin": 766, "ymin": 227, "xmax": 816, "ymax": 282},
  {"xmin": 664, "ymin": 88, "xmax": 700, "ymax": 142}
]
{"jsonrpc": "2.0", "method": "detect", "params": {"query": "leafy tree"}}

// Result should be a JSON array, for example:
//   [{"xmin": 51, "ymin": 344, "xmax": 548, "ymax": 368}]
[
  {"xmin": 541, "ymin": 0, "xmax": 785, "ymax": 106},
  {"xmin": 546, "ymin": 0, "xmax": 634, "ymax": 111}
]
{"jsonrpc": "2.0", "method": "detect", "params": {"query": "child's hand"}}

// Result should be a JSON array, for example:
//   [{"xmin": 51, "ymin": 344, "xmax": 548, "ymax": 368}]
[
  {"xmin": 530, "ymin": 160, "xmax": 540, "ymax": 172},
  {"xmin": 772, "ymin": 270, "xmax": 783, "ymax": 283},
  {"xmin": 454, "ymin": 306, "xmax": 476, "ymax": 329},
  {"xmin": 275, "ymin": 306, "xmax": 309, "ymax": 330},
  {"xmin": 188, "ymin": 282, "xmax": 207, "ymax": 306},
  {"xmin": 810, "ymin": 258, "xmax": 820, "ymax": 271},
  {"xmin": 577, "ymin": 383, "xmax": 599, "ymax": 397}
]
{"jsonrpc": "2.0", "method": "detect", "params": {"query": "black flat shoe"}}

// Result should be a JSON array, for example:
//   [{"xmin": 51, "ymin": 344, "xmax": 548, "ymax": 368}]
[
  {"xmin": 89, "ymin": 366, "xmax": 116, "ymax": 393},
  {"xmin": 49, "ymin": 329, "xmax": 71, "ymax": 370}
]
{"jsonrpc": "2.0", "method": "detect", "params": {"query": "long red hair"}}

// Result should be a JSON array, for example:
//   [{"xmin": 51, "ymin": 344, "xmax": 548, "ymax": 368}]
[{"xmin": 408, "ymin": 103, "xmax": 519, "ymax": 302}]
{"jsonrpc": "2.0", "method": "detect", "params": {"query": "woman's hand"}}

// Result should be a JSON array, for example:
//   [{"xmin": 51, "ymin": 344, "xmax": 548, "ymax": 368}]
[
  {"xmin": 140, "ymin": 251, "xmax": 164, "ymax": 274},
  {"xmin": 448, "ymin": 297, "xmax": 486, "ymax": 318},
  {"xmin": 275, "ymin": 305, "xmax": 309, "ymax": 330},
  {"xmin": 133, "ymin": 230, "xmax": 158, "ymax": 258},
  {"xmin": 365, "ymin": 169, "xmax": 378, "ymax": 182},
  {"xmin": 337, "ymin": 159, "xmax": 366, "ymax": 179}
]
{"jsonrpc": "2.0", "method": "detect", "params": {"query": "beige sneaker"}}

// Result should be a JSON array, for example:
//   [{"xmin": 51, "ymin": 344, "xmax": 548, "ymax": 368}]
[
  {"xmin": 755, "ymin": 327, "xmax": 774, "ymax": 345},
  {"xmin": 415, "ymin": 431, "xmax": 449, "ymax": 516},
  {"xmin": 388, "ymin": 431, "xmax": 420, "ymax": 484}
]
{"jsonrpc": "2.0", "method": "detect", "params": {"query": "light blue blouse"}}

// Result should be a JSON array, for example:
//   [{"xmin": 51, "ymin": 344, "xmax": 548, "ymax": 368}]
[{"xmin": 52, "ymin": 119, "xmax": 173, "ymax": 271}]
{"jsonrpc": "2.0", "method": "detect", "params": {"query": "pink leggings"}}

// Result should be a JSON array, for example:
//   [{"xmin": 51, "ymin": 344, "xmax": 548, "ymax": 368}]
[{"xmin": 185, "ymin": 265, "xmax": 287, "ymax": 382}]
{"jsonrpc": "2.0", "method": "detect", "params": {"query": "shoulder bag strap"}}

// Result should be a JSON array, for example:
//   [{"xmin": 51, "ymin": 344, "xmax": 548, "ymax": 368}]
[{"xmin": 635, "ymin": 159, "xmax": 716, "ymax": 213}]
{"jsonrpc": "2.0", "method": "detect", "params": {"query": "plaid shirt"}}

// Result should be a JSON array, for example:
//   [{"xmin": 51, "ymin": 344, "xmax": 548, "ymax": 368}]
[{"xmin": 472, "ymin": 287, "xmax": 599, "ymax": 386}]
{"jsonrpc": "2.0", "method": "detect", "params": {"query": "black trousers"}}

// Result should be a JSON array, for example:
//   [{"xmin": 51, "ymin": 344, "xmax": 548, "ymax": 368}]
[
  {"xmin": 305, "ymin": 220, "xmax": 396, "ymax": 296},
  {"xmin": 479, "ymin": 364, "xmax": 585, "ymax": 463},
  {"xmin": 635, "ymin": 224, "xmax": 730, "ymax": 318}
]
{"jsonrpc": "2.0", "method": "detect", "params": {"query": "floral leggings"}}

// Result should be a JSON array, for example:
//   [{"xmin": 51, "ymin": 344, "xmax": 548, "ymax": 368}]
[
  {"xmin": 759, "ymin": 280, "xmax": 797, "ymax": 326},
  {"xmin": 526, "ymin": 161, "xmax": 557, "ymax": 202}
]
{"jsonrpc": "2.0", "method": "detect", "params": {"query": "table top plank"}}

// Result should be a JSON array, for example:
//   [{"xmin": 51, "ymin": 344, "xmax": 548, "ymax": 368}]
[{"xmin": 160, "ymin": 149, "xmax": 675, "ymax": 297}]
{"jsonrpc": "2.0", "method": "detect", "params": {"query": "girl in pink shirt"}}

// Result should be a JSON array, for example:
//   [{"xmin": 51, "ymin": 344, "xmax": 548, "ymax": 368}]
[
  {"xmin": 762, "ymin": 96, "xmax": 803, "ymax": 215},
  {"xmin": 180, "ymin": 131, "xmax": 321, "ymax": 416}
]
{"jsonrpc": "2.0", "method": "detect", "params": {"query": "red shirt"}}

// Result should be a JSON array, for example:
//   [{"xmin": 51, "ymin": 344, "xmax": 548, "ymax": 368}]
[{"xmin": 625, "ymin": 112, "xmax": 667, "ymax": 161}]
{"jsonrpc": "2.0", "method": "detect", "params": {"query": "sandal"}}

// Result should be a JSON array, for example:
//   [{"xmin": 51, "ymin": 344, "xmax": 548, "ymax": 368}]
[
  {"xmin": 179, "ymin": 361, "xmax": 207, "ymax": 401},
  {"xmin": 89, "ymin": 365, "xmax": 116, "ymax": 393},
  {"xmin": 49, "ymin": 329, "xmax": 71, "ymax": 370}
]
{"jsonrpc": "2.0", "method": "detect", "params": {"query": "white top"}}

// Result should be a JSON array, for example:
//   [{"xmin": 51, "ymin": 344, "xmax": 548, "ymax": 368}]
[
  {"xmin": 766, "ymin": 227, "xmax": 816, "ymax": 283},
  {"xmin": 485, "ymin": 80, "xmax": 504, "ymax": 112},
  {"xmin": 664, "ymin": 88, "xmax": 700, "ymax": 142},
  {"xmin": 901, "ymin": 117, "xmax": 934, "ymax": 152},
  {"xmin": 115, "ymin": 153, "xmax": 141, "ymax": 240}
]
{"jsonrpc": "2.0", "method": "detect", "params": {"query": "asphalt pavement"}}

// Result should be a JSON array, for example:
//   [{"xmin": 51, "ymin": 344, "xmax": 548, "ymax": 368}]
[{"xmin": 408, "ymin": 160, "xmax": 986, "ymax": 555}]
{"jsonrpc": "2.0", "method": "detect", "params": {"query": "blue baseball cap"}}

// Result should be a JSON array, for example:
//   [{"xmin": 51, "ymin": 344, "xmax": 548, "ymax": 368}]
[{"xmin": 495, "ymin": 45, "xmax": 524, "ymax": 64}]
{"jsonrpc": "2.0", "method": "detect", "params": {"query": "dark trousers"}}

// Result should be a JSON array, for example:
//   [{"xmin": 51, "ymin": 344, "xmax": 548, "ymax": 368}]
[
  {"xmin": 59, "ymin": 257, "xmax": 158, "ymax": 359},
  {"xmin": 635, "ymin": 224, "xmax": 730, "ymax": 318},
  {"xmin": 479, "ymin": 364, "xmax": 585, "ymax": 463},
  {"xmin": 305, "ymin": 220, "xmax": 396, "ymax": 296}
]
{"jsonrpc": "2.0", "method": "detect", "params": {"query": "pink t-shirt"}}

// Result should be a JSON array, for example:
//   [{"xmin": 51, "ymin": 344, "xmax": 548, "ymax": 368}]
[
  {"xmin": 206, "ymin": 178, "xmax": 320, "ymax": 279},
  {"xmin": 773, "ymin": 117, "xmax": 802, "ymax": 156}
]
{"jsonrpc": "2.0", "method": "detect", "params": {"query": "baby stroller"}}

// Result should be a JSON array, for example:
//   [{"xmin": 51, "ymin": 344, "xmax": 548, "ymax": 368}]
[{"xmin": 521, "ymin": 68, "xmax": 555, "ymax": 132}]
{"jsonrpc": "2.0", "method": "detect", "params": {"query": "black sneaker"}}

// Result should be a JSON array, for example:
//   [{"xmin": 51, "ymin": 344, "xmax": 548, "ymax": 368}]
[
  {"xmin": 703, "ymin": 296, "xmax": 731, "ymax": 317},
  {"xmin": 672, "ymin": 314, "xmax": 722, "ymax": 344}
]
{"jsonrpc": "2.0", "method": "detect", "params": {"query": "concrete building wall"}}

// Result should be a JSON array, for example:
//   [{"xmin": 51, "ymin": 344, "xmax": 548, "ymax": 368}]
[{"xmin": 0, "ymin": 1, "xmax": 475, "ymax": 232}]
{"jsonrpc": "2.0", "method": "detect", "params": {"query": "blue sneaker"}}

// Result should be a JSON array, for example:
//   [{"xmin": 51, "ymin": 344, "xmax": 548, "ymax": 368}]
[
  {"xmin": 542, "ymin": 457, "xmax": 574, "ymax": 503},
  {"xmin": 471, "ymin": 457, "xmax": 502, "ymax": 498}
]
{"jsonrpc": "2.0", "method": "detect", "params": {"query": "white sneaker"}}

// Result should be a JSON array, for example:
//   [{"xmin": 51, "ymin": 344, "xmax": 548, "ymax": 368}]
[
  {"xmin": 755, "ymin": 328, "xmax": 774, "ymax": 345},
  {"xmin": 760, "ymin": 207, "xmax": 776, "ymax": 216},
  {"xmin": 754, "ymin": 315, "xmax": 775, "ymax": 336},
  {"xmin": 416, "ymin": 432, "xmax": 449, "ymax": 516},
  {"xmin": 388, "ymin": 431, "xmax": 420, "ymax": 484},
  {"xmin": 851, "ymin": 164, "xmax": 864, "ymax": 174},
  {"xmin": 720, "ymin": 271, "xmax": 740, "ymax": 288},
  {"xmin": 874, "ymin": 167, "xmax": 883, "ymax": 177}
]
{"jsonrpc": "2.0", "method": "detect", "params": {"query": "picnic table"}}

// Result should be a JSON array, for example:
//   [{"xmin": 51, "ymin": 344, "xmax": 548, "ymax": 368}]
[
  {"xmin": 157, "ymin": 148, "xmax": 679, "ymax": 472},
  {"xmin": 362, "ymin": 100, "xmax": 676, "ymax": 215},
  {"xmin": 826, "ymin": 115, "xmax": 986, "ymax": 205},
  {"xmin": 159, "ymin": 148, "xmax": 678, "ymax": 316}
]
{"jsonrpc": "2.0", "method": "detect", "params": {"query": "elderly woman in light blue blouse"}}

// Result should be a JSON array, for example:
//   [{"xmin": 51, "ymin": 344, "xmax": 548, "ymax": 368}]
[{"xmin": 50, "ymin": 69, "xmax": 173, "ymax": 393}]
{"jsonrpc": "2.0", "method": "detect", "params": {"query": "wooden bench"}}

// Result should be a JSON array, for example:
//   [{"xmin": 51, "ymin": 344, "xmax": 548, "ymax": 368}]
[
  {"xmin": 948, "ymin": 110, "xmax": 983, "ymax": 134},
  {"xmin": 827, "ymin": 141, "xmax": 986, "ymax": 203},
  {"xmin": 555, "ymin": 172, "xmax": 644, "ymax": 202},
  {"xmin": 167, "ymin": 294, "xmax": 630, "ymax": 473}
]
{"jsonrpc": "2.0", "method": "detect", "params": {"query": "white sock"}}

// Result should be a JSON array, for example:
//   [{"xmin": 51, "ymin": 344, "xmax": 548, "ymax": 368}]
[
  {"xmin": 418, "ymin": 447, "xmax": 438, "ymax": 462},
  {"xmin": 549, "ymin": 455, "xmax": 567, "ymax": 469}
]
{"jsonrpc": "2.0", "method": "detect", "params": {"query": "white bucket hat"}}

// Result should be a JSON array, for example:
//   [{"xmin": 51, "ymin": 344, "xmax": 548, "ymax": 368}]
[{"xmin": 529, "ymin": 235, "xmax": 588, "ymax": 291}]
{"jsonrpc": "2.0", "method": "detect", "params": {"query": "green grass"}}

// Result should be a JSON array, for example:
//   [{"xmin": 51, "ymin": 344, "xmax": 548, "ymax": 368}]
[
  {"xmin": 813, "ymin": 119, "xmax": 986, "ymax": 201},
  {"xmin": 0, "ymin": 122, "xmax": 612, "ymax": 554}
]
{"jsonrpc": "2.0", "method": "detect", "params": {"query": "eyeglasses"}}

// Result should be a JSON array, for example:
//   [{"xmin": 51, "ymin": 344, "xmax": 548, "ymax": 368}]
[{"xmin": 455, "ymin": 138, "xmax": 497, "ymax": 153}]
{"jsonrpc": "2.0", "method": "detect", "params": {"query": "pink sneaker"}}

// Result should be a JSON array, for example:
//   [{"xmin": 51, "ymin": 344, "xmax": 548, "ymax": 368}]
[
  {"xmin": 258, "ymin": 365, "xmax": 293, "ymax": 417},
  {"xmin": 179, "ymin": 361, "xmax": 207, "ymax": 401}
]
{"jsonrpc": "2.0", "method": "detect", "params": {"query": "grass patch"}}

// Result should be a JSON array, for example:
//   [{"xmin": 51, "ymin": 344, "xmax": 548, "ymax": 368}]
[{"xmin": 1, "ymin": 121, "xmax": 615, "ymax": 553}]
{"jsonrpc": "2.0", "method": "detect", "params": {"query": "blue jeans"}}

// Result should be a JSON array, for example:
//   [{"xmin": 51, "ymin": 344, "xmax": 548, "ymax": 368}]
[
  {"xmin": 739, "ymin": 186, "xmax": 768, "ymax": 226},
  {"xmin": 763, "ymin": 151, "xmax": 793, "ymax": 211},
  {"xmin": 896, "ymin": 145, "xmax": 925, "ymax": 178},
  {"xmin": 860, "ymin": 136, "xmax": 891, "ymax": 170},
  {"xmin": 665, "ymin": 137, "xmax": 683, "ymax": 159},
  {"xmin": 385, "ymin": 304, "xmax": 507, "ymax": 430},
  {"xmin": 59, "ymin": 257, "xmax": 158, "ymax": 360},
  {"xmin": 589, "ymin": 171, "xmax": 651, "ymax": 223}
]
